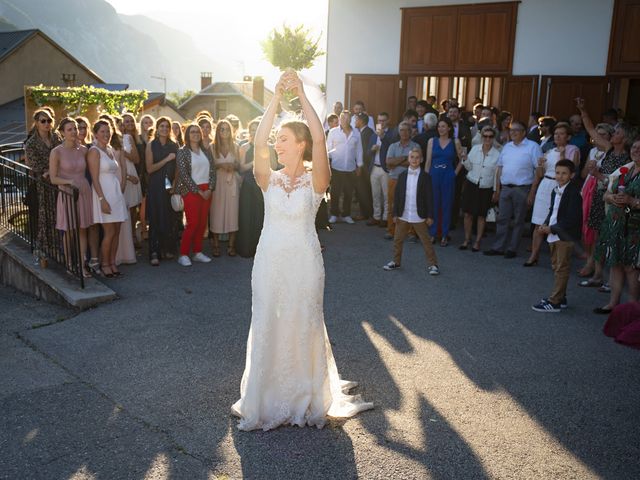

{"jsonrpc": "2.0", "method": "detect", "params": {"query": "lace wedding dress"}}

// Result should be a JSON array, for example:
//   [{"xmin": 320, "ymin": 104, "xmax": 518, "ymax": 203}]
[{"xmin": 232, "ymin": 169, "xmax": 373, "ymax": 431}]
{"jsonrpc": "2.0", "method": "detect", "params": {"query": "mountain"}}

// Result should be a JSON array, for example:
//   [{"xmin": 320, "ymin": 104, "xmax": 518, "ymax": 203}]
[{"xmin": 0, "ymin": 0, "xmax": 233, "ymax": 91}]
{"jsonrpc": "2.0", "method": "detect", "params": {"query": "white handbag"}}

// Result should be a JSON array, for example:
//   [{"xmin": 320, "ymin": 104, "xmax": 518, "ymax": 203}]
[
  {"xmin": 486, "ymin": 206, "xmax": 498, "ymax": 223},
  {"xmin": 170, "ymin": 193, "xmax": 184, "ymax": 212}
]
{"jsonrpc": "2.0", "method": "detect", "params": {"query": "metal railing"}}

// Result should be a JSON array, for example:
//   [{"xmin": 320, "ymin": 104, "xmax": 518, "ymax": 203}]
[{"xmin": 0, "ymin": 144, "xmax": 84, "ymax": 288}]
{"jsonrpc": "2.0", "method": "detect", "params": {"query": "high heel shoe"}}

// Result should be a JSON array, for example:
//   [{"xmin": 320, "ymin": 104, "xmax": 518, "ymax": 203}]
[
  {"xmin": 110, "ymin": 264, "xmax": 123, "ymax": 277},
  {"xmin": 87, "ymin": 258, "xmax": 101, "ymax": 276},
  {"xmin": 523, "ymin": 259, "xmax": 538, "ymax": 267},
  {"xmin": 101, "ymin": 264, "xmax": 114, "ymax": 278}
]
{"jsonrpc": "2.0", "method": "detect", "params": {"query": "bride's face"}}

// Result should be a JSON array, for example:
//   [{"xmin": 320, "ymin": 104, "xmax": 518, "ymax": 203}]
[{"xmin": 275, "ymin": 127, "xmax": 304, "ymax": 168}]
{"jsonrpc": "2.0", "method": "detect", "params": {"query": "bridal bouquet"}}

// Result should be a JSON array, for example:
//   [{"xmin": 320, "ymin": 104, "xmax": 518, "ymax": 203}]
[{"xmin": 261, "ymin": 24, "xmax": 324, "ymax": 111}]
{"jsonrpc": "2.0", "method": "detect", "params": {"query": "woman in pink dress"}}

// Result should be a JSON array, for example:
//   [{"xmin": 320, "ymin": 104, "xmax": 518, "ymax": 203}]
[
  {"xmin": 209, "ymin": 119, "xmax": 240, "ymax": 257},
  {"xmin": 48, "ymin": 117, "xmax": 94, "ymax": 278}
]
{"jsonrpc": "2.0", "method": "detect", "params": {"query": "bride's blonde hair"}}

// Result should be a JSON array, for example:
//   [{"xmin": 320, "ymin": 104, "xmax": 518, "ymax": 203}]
[{"xmin": 280, "ymin": 121, "xmax": 312, "ymax": 161}]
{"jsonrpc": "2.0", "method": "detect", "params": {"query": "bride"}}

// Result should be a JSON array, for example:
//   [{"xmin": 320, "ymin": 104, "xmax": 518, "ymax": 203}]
[{"xmin": 231, "ymin": 70, "xmax": 373, "ymax": 431}]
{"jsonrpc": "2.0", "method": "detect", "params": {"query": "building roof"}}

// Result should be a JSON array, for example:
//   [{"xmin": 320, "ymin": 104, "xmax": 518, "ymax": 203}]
[
  {"xmin": 0, "ymin": 30, "xmax": 36, "ymax": 62},
  {"xmin": 0, "ymin": 97, "xmax": 25, "ymax": 145},
  {"xmin": 179, "ymin": 82, "xmax": 273, "ymax": 112},
  {"xmin": 0, "ymin": 29, "xmax": 104, "ymax": 82},
  {"xmin": 91, "ymin": 83, "xmax": 130, "ymax": 91}
]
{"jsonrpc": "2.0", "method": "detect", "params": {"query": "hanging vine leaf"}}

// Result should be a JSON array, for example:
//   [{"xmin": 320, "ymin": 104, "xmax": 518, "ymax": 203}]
[
  {"xmin": 29, "ymin": 85, "xmax": 148, "ymax": 116},
  {"xmin": 261, "ymin": 24, "xmax": 324, "ymax": 71}
]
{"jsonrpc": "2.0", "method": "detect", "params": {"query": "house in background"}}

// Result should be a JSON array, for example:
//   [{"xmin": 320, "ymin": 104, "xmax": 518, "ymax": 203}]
[
  {"xmin": 179, "ymin": 73, "xmax": 273, "ymax": 126},
  {"xmin": 326, "ymin": 0, "xmax": 640, "ymax": 125},
  {"xmin": 0, "ymin": 29, "xmax": 104, "ymax": 144},
  {"xmin": 142, "ymin": 92, "xmax": 186, "ymax": 124}
]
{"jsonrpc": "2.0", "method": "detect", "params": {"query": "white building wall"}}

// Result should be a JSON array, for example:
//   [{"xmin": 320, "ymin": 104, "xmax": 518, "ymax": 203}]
[{"xmin": 326, "ymin": 0, "xmax": 614, "ymax": 105}]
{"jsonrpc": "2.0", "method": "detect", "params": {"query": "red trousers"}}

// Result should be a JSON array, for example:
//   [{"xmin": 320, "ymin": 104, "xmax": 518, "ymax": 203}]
[{"xmin": 180, "ymin": 184, "xmax": 211, "ymax": 256}]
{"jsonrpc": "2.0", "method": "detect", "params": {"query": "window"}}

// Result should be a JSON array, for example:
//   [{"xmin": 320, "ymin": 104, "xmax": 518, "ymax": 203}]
[{"xmin": 215, "ymin": 100, "xmax": 227, "ymax": 120}]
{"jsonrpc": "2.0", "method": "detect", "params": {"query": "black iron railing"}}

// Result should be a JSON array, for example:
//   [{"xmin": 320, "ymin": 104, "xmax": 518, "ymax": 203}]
[{"xmin": 0, "ymin": 144, "xmax": 84, "ymax": 288}]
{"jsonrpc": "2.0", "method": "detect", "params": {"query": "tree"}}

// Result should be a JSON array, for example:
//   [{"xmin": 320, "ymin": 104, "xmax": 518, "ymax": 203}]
[
  {"xmin": 167, "ymin": 90, "xmax": 196, "ymax": 106},
  {"xmin": 261, "ymin": 24, "xmax": 324, "ymax": 71}
]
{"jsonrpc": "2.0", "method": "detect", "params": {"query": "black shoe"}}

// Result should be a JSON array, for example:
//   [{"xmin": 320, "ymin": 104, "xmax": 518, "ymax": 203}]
[
  {"xmin": 504, "ymin": 250, "xmax": 517, "ymax": 259},
  {"xmin": 593, "ymin": 306, "xmax": 613, "ymax": 315},
  {"xmin": 483, "ymin": 249, "xmax": 504, "ymax": 256}
]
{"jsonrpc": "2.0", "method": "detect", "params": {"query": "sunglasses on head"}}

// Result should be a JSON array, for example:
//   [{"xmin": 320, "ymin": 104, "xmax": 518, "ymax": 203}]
[{"xmin": 39, "ymin": 118, "xmax": 53, "ymax": 124}]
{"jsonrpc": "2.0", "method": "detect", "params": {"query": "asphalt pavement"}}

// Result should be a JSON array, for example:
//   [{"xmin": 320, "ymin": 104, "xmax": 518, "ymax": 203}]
[{"xmin": 1, "ymin": 222, "xmax": 639, "ymax": 479}]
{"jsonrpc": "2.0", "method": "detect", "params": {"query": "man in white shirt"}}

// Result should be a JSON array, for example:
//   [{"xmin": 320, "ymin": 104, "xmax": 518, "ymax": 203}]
[
  {"xmin": 326, "ymin": 111, "xmax": 363, "ymax": 224},
  {"xmin": 485, "ymin": 120, "xmax": 543, "ymax": 258}
]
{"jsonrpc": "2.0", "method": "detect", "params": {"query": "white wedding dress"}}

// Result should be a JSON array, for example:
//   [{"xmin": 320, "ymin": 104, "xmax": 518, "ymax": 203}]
[{"xmin": 232, "ymin": 169, "xmax": 373, "ymax": 431}]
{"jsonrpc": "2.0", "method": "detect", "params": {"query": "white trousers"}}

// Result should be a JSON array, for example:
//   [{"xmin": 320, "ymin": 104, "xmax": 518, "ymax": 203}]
[{"xmin": 370, "ymin": 165, "xmax": 389, "ymax": 221}]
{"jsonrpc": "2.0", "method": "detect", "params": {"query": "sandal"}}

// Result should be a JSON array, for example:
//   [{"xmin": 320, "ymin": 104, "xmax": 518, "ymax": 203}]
[
  {"xmin": 598, "ymin": 283, "xmax": 611, "ymax": 293},
  {"xmin": 101, "ymin": 264, "xmax": 114, "ymax": 278},
  {"xmin": 577, "ymin": 267, "xmax": 595, "ymax": 278},
  {"xmin": 212, "ymin": 245, "xmax": 221, "ymax": 257},
  {"xmin": 228, "ymin": 246, "xmax": 237, "ymax": 257},
  {"xmin": 87, "ymin": 258, "xmax": 101, "ymax": 276},
  {"xmin": 459, "ymin": 242, "xmax": 469, "ymax": 250},
  {"xmin": 440, "ymin": 238, "xmax": 448, "ymax": 247},
  {"xmin": 471, "ymin": 243, "xmax": 480, "ymax": 252},
  {"xmin": 110, "ymin": 264, "xmax": 123, "ymax": 277},
  {"xmin": 578, "ymin": 278, "xmax": 602, "ymax": 287}
]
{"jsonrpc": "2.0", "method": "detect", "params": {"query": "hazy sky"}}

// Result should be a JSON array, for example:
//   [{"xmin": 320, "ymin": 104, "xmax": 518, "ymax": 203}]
[{"xmin": 105, "ymin": 0, "xmax": 329, "ymax": 91}]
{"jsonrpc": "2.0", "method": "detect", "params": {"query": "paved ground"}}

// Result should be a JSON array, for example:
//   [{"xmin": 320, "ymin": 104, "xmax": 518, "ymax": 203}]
[{"xmin": 1, "ymin": 223, "xmax": 639, "ymax": 479}]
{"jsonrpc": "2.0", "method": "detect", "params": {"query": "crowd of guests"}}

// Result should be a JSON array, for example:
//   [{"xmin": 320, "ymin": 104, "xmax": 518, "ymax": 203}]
[
  {"xmin": 323, "ymin": 95, "xmax": 639, "ymax": 322},
  {"xmin": 17, "ymin": 94, "xmax": 640, "ymax": 333},
  {"xmin": 23, "ymin": 107, "xmax": 275, "ymax": 278}
]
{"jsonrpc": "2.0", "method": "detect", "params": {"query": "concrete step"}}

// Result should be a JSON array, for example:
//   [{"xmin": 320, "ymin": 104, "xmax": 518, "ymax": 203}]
[{"xmin": 0, "ymin": 229, "xmax": 116, "ymax": 309}]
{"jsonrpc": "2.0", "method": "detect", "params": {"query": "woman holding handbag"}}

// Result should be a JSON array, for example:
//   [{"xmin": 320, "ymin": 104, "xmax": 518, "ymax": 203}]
[{"xmin": 175, "ymin": 124, "xmax": 216, "ymax": 266}]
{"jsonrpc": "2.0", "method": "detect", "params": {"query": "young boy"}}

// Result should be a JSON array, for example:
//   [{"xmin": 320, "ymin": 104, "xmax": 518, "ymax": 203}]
[
  {"xmin": 383, "ymin": 147, "xmax": 440, "ymax": 275},
  {"xmin": 532, "ymin": 159, "xmax": 583, "ymax": 312}
]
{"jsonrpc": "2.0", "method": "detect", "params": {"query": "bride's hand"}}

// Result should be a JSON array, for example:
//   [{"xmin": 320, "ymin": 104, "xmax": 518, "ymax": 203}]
[
  {"xmin": 275, "ymin": 73, "xmax": 288, "ymax": 99},
  {"xmin": 284, "ymin": 70, "xmax": 304, "ymax": 98}
]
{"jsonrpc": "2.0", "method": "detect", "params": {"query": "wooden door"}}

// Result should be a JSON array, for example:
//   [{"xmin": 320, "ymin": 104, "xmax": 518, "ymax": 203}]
[
  {"xmin": 608, "ymin": 0, "xmax": 640, "ymax": 75},
  {"xmin": 345, "ymin": 74, "xmax": 402, "ymax": 124},
  {"xmin": 539, "ymin": 76, "xmax": 609, "ymax": 122},
  {"xmin": 501, "ymin": 76, "xmax": 539, "ymax": 122}
]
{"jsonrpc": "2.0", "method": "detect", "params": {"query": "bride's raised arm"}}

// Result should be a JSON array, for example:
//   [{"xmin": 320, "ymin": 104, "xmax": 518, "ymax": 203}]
[
  {"xmin": 289, "ymin": 72, "xmax": 330, "ymax": 194},
  {"xmin": 254, "ymin": 76, "xmax": 285, "ymax": 191}
]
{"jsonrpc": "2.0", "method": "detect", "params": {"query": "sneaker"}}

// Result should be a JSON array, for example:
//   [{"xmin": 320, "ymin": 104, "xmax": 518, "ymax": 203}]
[
  {"xmin": 383, "ymin": 261, "xmax": 400, "ymax": 271},
  {"xmin": 531, "ymin": 300, "xmax": 561, "ymax": 313},
  {"xmin": 543, "ymin": 297, "xmax": 567, "ymax": 309},
  {"xmin": 192, "ymin": 252, "xmax": 212, "ymax": 263},
  {"xmin": 428, "ymin": 265, "xmax": 440, "ymax": 275},
  {"xmin": 177, "ymin": 255, "xmax": 192, "ymax": 267},
  {"xmin": 329, "ymin": 215, "xmax": 338, "ymax": 224},
  {"xmin": 343, "ymin": 216, "xmax": 355, "ymax": 224}
]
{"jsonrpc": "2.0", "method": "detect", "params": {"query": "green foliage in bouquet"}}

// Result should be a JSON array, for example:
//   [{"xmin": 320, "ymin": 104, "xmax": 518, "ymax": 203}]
[
  {"xmin": 29, "ymin": 85, "xmax": 148, "ymax": 116},
  {"xmin": 261, "ymin": 24, "xmax": 324, "ymax": 71}
]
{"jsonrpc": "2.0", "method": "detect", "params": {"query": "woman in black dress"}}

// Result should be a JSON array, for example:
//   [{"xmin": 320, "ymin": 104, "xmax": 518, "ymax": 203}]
[{"xmin": 145, "ymin": 116, "xmax": 179, "ymax": 265}]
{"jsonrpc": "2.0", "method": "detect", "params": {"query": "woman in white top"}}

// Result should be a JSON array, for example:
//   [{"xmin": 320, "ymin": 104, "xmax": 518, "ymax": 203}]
[
  {"xmin": 175, "ymin": 124, "xmax": 216, "ymax": 266},
  {"xmin": 525, "ymin": 122, "xmax": 580, "ymax": 266},
  {"xmin": 459, "ymin": 126, "xmax": 500, "ymax": 251}
]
